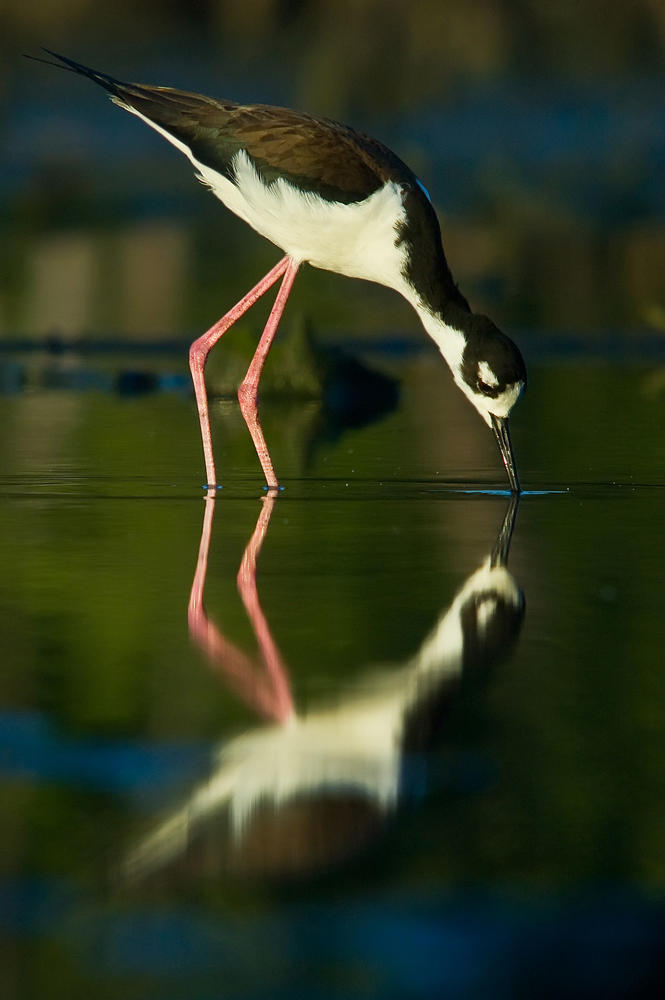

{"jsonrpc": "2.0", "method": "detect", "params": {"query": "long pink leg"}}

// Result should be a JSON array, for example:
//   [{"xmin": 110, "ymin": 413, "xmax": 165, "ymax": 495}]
[
  {"xmin": 237, "ymin": 257, "xmax": 300, "ymax": 489},
  {"xmin": 188, "ymin": 255, "xmax": 293, "ymax": 488}
]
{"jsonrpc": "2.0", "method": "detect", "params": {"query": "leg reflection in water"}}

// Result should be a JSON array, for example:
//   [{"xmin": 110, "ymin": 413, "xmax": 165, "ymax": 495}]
[
  {"xmin": 123, "ymin": 494, "xmax": 524, "ymax": 882},
  {"xmin": 188, "ymin": 492, "xmax": 294, "ymax": 725}
]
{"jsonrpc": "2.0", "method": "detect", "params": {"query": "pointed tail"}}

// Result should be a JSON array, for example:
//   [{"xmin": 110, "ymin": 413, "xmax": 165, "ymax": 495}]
[{"xmin": 24, "ymin": 49, "xmax": 132, "ymax": 98}]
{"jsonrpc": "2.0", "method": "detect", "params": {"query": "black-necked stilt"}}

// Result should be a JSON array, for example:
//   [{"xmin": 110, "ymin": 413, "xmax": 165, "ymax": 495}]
[{"xmin": 32, "ymin": 51, "xmax": 526, "ymax": 492}]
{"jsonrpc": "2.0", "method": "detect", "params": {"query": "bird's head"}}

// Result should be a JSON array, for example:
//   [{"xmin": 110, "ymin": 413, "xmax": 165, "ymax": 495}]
[{"xmin": 453, "ymin": 315, "xmax": 527, "ymax": 492}]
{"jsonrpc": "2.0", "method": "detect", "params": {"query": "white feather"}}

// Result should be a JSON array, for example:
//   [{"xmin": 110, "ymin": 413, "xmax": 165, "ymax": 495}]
[{"xmin": 478, "ymin": 360, "xmax": 499, "ymax": 387}]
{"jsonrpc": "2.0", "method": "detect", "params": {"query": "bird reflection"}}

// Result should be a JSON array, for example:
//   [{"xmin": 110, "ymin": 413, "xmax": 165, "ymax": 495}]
[{"xmin": 123, "ymin": 494, "xmax": 524, "ymax": 882}]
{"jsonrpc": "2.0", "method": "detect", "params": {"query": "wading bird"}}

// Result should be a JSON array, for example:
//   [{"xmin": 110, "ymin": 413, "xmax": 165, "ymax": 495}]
[{"xmin": 32, "ymin": 51, "xmax": 526, "ymax": 492}]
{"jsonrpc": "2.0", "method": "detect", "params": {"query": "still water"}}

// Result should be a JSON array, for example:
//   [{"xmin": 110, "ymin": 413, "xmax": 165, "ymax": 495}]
[{"xmin": 1, "ymin": 342, "xmax": 665, "ymax": 997}]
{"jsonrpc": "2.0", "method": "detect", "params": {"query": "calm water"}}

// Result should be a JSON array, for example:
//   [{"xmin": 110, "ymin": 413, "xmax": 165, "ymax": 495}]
[{"xmin": 1, "ymin": 344, "xmax": 665, "ymax": 998}]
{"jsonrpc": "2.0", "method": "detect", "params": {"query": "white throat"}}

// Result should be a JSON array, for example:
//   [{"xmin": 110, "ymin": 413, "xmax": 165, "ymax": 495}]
[{"xmin": 413, "ymin": 305, "xmax": 466, "ymax": 379}]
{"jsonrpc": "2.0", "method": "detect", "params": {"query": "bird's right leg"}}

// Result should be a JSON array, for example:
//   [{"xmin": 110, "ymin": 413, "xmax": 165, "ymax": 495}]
[
  {"xmin": 237, "ymin": 257, "xmax": 300, "ymax": 490},
  {"xmin": 189, "ymin": 254, "xmax": 291, "ymax": 488}
]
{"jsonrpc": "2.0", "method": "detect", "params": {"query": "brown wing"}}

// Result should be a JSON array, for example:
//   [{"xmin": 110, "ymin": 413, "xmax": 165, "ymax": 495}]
[
  {"xmin": 37, "ymin": 53, "xmax": 420, "ymax": 204},
  {"xmin": 120, "ymin": 88, "xmax": 419, "ymax": 203},
  {"xmin": 220, "ymin": 104, "xmax": 418, "ymax": 203}
]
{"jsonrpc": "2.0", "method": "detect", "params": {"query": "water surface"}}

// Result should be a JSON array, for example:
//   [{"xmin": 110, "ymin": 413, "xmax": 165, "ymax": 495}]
[{"xmin": 1, "ymin": 347, "xmax": 665, "ymax": 997}]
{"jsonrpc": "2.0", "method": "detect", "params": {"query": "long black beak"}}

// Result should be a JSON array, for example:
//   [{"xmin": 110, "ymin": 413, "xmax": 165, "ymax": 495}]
[{"xmin": 491, "ymin": 415, "xmax": 520, "ymax": 494}]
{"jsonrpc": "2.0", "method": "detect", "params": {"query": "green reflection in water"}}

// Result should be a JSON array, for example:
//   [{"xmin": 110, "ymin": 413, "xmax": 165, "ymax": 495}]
[{"xmin": 0, "ymin": 355, "xmax": 665, "ymax": 994}]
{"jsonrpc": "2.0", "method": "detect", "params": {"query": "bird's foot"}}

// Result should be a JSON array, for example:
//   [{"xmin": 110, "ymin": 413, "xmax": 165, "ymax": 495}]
[{"xmin": 203, "ymin": 484, "xmax": 222, "ymax": 499}]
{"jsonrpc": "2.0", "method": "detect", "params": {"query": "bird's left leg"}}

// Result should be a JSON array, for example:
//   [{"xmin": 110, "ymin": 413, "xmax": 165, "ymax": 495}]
[{"xmin": 237, "ymin": 257, "xmax": 300, "ymax": 489}]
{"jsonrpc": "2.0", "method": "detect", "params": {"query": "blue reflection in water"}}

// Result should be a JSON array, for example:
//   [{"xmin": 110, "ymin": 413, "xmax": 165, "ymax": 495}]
[
  {"xmin": 0, "ymin": 710, "xmax": 208, "ymax": 794},
  {"xmin": 450, "ymin": 489, "xmax": 567, "ymax": 496},
  {"xmin": 0, "ymin": 877, "xmax": 663, "ymax": 997}
]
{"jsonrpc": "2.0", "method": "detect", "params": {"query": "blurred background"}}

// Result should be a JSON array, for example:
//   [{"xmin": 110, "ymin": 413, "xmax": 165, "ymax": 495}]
[{"xmin": 2, "ymin": 0, "xmax": 665, "ymax": 343}]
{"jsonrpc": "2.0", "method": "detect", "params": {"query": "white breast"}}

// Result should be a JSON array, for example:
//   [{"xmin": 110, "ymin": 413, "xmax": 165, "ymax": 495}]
[{"xmin": 220, "ymin": 152, "xmax": 410, "ymax": 287}]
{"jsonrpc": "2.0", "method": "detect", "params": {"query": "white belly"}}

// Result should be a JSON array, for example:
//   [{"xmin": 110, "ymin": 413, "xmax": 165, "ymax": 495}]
[{"xmin": 202, "ymin": 150, "xmax": 411, "ymax": 292}]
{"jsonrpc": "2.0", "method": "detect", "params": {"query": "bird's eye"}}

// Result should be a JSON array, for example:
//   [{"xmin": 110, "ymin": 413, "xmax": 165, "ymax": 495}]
[
  {"xmin": 476, "ymin": 362, "xmax": 499, "ymax": 395},
  {"xmin": 477, "ymin": 377, "xmax": 500, "ymax": 397}
]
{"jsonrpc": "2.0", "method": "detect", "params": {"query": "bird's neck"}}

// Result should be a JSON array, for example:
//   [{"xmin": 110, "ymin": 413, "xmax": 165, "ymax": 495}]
[
  {"xmin": 396, "ymin": 214, "xmax": 473, "ymax": 375},
  {"xmin": 412, "ymin": 298, "xmax": 470, "ymax": 377}
]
